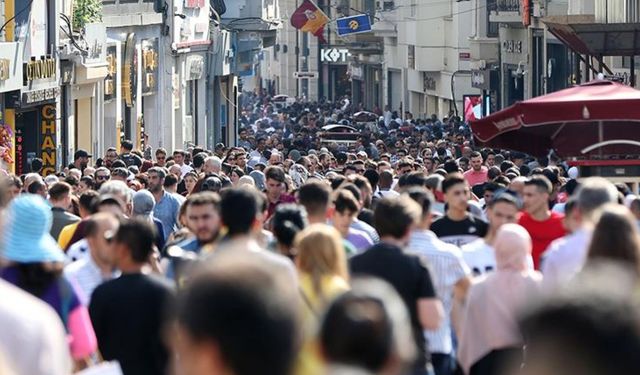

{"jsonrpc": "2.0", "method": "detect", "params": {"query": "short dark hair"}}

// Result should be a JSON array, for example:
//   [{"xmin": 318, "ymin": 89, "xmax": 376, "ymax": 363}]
[
  {"xmin": 443, "ymin": 160, "xmax": 459, "ymax": 174},
  {"xmin": 193, "ymin": 153, "xmax": 207, "ymax": 169},
  {"xmin": 121, "ymin": 140, "xmax": 134, "ymax": 151},
  {"xmin": 264, "ymin": 166, "xmax": 286, "ymax": 183},
  {"xmin": 298, "ymin": 181, "xmax": 332, "ymax": 217},
  {"xmin": 48, "ymin": 182, "xmax": 72, "ymax": 201},
  {"xmin": 442, "ymin": 173, "xmax": 467, "ymax": 194},
  {"xmin": 176, "ymin": 257, "xmax": 298, "ymax": 375},
  {"xmin": 112, "ymin": 167, "xmax": 129, "ymax": 178},
  {"xmin": 31, "ymin": 158, "xmax": 43, "ymax": 173},
  {"xmin": 164, "ymin": 174, "xmax": 179, "ymax": 188},
  {"xmin": 470, "ymin": 151, "xmax": 482, "ymax": 159},
  {"xmin": 321, "ymin": 292, "xmax": 393, "ymax": 372},
  {"xmin": 272, "ymin": 204, "xmax": 308, "ymax": 248},
  {"xmin": 405, "ymin": 187, "xmax": 434, "ymax": 218},
  {"xmin": 27, "ymin": 180, "xmax": 46, "ymax": 194},
  {"xmin": 79, "ymin": 190, "xmax": 99, "ymax": 213},
  {"xmin": 373, "ymin": 196, "xmax": 420, "ymax": 239},
  {"xmin": 114, "ymin": 218, "xmax": 156, "ymax": 263},
  {"xmin": 340, "ymin": 183, "xmax": 362, "ymax": 203},
  {"xmin": 333, "ymin": 189, "xmax": 359, "ymax": 214},
  {"xmin": 525, "ymin": 175, "xmax": 552, "ymax": 195},
  {"xmin": 155, "ymin": 148, "xmax": 167, "ymax": 156},
  {"xmin": 398, "ymin": 172, "xmax": 428, "ymax": 189},
  {"xmin": 220, "ymin": 188, "xmax": 263, "ymax": 235}
]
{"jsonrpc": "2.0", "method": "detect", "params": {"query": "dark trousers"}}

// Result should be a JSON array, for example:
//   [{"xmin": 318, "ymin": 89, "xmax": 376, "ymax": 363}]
[{"xmin": 431, "ymin": 353, "xmax": 455, "ymax": 375}]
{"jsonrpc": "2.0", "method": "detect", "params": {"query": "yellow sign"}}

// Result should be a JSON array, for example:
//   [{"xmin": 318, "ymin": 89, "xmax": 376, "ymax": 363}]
[
  {"xmin": 0, "ymin": 59, "xmax": 10, "ymax": 81},
  {"xmin": 25, "ymin": 57, "xmax": 56, "ymax": 82},
  {"xmin": 41, "ymin": 104, "xmax": 56, "ymax": 176},
  {"xmin": 349, "ymin": 20, "xmax": 359, "ymax": 30},
  {"xmin": 142, "ymin": 49, "xmax": 158, "ymax": 71}
]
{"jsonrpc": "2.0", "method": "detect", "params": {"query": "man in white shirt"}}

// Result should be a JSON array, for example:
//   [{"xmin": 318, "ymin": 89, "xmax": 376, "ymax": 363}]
[
  {"xmin": 462, "ymin": 192, "xmax": 527, "ymax": 276},
  {"xmin": 542, "ymin": 177, "xmax": 619, "ymax": 289},
  {"xmin": 64, "ymin": 213, "xmax": 121, "ymax": 304},
  {"xmin": 407, "ymin": 188, "xmax": 471, "ymax": 375}
]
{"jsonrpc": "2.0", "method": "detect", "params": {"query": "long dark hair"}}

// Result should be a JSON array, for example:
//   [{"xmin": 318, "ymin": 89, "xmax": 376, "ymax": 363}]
[
  {"xmin": 588, "ymin": 204, "xmax": 640, "ymax": 274},
  {"xmin": 15, "ymin": 263, "xmax": 63, "ymax": 298}
]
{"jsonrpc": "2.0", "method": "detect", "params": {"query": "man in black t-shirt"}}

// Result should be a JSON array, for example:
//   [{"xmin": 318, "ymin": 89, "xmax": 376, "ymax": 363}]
[
  {"xmin": 431, "ymin": 173, "xmax": 488, "ymax": 247},
  {"xmin": 350, "ymin": 196, "xmax": 444, "ymax": 375},
  {"xmin": 90, "ymin": 219, "xmax": 174, "ymax": 375}
]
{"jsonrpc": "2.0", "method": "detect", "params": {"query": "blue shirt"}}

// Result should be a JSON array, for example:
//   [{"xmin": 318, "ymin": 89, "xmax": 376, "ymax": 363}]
[{"xmin": 153, "ymin": 191, "xmax": 181, "ymax": 240}]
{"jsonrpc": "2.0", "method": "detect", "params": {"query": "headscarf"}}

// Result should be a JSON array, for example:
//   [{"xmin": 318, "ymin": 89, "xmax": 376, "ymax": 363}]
[
  {"xmin": 458, "ymin": 224, "xmax": 542, "ymax": 375},
  {"xmin": 494, "ymin": 223, "xmax": 532, "ymax": 272}
]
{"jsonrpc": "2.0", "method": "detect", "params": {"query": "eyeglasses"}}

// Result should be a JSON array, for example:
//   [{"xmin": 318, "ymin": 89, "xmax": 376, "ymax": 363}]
[
  {"xmin": 96, "ymin": 175, "xmax": 110, "ymax": 180},
  {"xmin": 156, "ymin": 156, "xmax": 166, "ymax": 160}
]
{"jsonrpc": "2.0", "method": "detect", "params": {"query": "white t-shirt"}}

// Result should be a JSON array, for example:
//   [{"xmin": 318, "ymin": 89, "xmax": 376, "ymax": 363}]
[{"xmin": 462, "ymin": 239, "xmax": 534, "ymax": 277}]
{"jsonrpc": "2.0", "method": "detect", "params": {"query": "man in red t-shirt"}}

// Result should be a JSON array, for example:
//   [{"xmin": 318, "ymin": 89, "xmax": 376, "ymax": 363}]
[{"xmin": 518, "ymin": 175, "xmax": 566, "ymax": 269}]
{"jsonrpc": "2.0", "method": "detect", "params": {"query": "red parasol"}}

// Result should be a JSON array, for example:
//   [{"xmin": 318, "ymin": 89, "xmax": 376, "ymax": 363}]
[{"xmin": 471, "ymin": 80, "xmax": 640, "ymax": 157}]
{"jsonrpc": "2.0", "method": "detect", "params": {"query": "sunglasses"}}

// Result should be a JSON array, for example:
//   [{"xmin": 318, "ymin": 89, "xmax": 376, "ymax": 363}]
[{"xmin": 96, "ymin": 175, "xmax": 110, "ymax": 180}]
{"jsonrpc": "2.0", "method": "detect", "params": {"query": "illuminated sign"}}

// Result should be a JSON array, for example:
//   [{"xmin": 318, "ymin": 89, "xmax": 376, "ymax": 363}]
[
  {"xmin": 41, "ymin": 104, "xmax": 56, "ymax": 176},
  {"xmin": 24, "ymin": 56, "xmax": 56, "ymax": 83}
]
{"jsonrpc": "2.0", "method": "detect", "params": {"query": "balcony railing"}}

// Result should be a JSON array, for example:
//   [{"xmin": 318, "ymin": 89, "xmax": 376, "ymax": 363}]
[{"xmin": 496, "ymin": 0, "xmax": 520, "ymax": 12}]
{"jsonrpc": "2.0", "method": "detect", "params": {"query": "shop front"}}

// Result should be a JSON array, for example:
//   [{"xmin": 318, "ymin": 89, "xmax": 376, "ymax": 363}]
[
  {"xmin": 499, "ymin": 27, "xmax": 529, "ymax": 108},
  {"xmin": 0, "ymin": 42, "xmax": 24, "ymax": 173}
]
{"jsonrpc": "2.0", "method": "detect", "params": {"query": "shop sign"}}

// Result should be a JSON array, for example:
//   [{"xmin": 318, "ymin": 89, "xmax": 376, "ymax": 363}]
[
  {"xmin": 0, "ymin": 42, "xmax": 23, "ymax": 92},
  {"xmin": 21, "ymin": 87, "xmax": 60, "ymax": 106},
  {"xmin": 24, "ymin": 56, "xmax": 56, "ymax": 83},
  {"xmin": 104, "ymin": 45, "xmax": 118, "ymax": 101},
  {"xmin": 40, "ymin": 104, "xmax": 57, "ymax": 175},
  {"xmin": 141, "ymin": 39, "xmax": 158, "ymax": 95},
  {"xmin": 122, "ymin": 33, "xmax": 137, "ymax": 108},
  {"xmin": 502, "ymin": 40, "xmax": 523, "ymax": 54},
  {"xmin": 423, "ymin": 73, "xmax": 437, "ymax": 92},
  {"xmin": 471, "ymin": 70, "xmax": 489, "ymax": 89},
  {"xmin": 187, "ymin": 55, "xmax": 204, "ymax": 80},
  {"xmin": 321, "ymin": 48, "xmax": 350, "ymax": 63}
]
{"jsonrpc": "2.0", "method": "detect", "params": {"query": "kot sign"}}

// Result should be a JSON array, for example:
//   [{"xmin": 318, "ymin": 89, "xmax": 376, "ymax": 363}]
[{"xmin": 321, "ymin": 48, "xmax": 350, "ymax": 63}]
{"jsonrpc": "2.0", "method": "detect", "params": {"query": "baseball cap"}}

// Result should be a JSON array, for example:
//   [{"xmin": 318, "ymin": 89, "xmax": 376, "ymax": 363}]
[{"xmin": 74, "ymin": 149, "xmax": 92, "ymax": 159}]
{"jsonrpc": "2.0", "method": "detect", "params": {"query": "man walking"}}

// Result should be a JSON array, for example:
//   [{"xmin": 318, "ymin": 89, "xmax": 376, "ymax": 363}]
[
  {"xmin": 49, "ymin": 182, "xmax": 80, "ymax": 240},
  {"xmin": 147, "ymin": 167, "xmax": 181, "ymax": 240},
  {"xmin": 90, "ymin": 219, "xmax": 174, "ymax": 375}
]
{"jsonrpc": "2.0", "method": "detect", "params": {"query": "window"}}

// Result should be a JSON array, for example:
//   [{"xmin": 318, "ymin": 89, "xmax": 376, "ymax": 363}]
[
  {"xmin": 410, "ymin": 0, "xmax": 417, "ymax": 16},
  {"xmin": 622, "ymin": 56, "xmax": 640, "ymax": 69},
  {"xmin": 487, "ymin": 0, "xmax": 499, "ymax": 37},
  {"xmin": 408, "ymin": 45, "xmax": 415, "ymax": 70}
]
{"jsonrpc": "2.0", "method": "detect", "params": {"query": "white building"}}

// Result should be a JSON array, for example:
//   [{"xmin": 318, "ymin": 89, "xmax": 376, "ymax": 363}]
[{"xmin": 373, "ymin": 0, "xmax": 480, "ymax": 120}]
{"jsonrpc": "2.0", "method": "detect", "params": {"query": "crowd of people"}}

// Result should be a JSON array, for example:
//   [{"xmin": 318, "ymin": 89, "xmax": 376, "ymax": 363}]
[{"xmin": 2, "ymin": 92, "xmax": 640, "ymax": 375}]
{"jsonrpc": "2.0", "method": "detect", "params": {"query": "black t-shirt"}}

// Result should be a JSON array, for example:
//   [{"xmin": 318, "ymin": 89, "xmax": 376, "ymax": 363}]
[
  {"xmin": 431, "ymin": 214, "xmax": 489, "ymax": 247},
  {"xmin": 350, "ymin": 242, "xmax": 437, "ymax": 370},
  {"xmin": 89, "ymin": 273, "xmax": 175, "ymax": 375}
]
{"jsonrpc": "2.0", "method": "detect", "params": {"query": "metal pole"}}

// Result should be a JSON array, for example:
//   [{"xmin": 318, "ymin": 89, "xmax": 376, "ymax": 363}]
[{"xmin": 631, "ymin": 56, "xmax": 636, "ymax": 87}]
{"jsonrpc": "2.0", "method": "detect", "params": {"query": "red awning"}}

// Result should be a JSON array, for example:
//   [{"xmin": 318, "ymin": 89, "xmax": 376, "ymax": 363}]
[{"xmin": 471, "ymin": 80, "xmax": 640, "ymax": 157}]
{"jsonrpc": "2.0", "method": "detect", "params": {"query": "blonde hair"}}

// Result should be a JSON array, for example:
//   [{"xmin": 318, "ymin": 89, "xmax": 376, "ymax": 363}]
[{"xmin": 295, "ymin": 224, "xmax": 349, "ymax": 297}]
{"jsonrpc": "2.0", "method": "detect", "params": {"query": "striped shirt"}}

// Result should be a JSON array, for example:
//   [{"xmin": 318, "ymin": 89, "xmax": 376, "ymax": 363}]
[
  {"xmin": 64, "ymin": 254, "xmax": 120, "ymax": 305},
  {"xmin": 408, "ymin": 229, "xmax": 470, "ymax": 354}
]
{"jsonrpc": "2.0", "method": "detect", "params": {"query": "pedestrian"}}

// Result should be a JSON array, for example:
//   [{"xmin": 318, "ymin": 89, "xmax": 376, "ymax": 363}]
[
  {"xmin": 542, "ymin": 177, "xmax": 619, "ymax": 288},
  {"xmin": 264, "ymin": 166, "xmax": 296, "ymax": 218},
  {"xmin": 331, "ymin": 189, "xmax": 373, "ymax": 253},
  {"xmin": 350, "ymin": 196, "xmax": 443, "ymax": 375},
  {"xmin": 294, "ymin": 224, "xmax": 350, "ymax": 375},
  {"xmin": 49, "ymin": 181, "xmax": 81, "ymax": 240},
  {"xmin": 320, "ymin": 278, "xmax": 417, "ymax": 375},
  {"xmin": 63, "ymin": 213, "xmax": 120, "ymax": 305},
  {"xmin": 147, "ymin": 167, "xmax": 181, "ymax": 240},
  {"xmin": 406, "ymin": 188, "xmax": 471, "ymax": 375},
  {"xmin": 89, "ymin": 219, "xmax": 174, "ymax": 375},
  {"xmin": 0, "ymin": 195, "xmax": 97, "ymax": 365},
  {"xmin": 457, "ymin": 224, "xmax": 542, "ymax": 375},
  {"xmin": 171, "ymin": 253, "xmax": 299, "ymax": 375},
  {"xmin": 518, "ymin": 176, "xmax": 566, "ymax": 269},
  {"xmin": 431, "ymin": 174, "xmax": 488, "ymax": 247}
]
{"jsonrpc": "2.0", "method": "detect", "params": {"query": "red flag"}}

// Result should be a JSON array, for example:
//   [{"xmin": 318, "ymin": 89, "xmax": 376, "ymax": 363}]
[{"xmin": 290, "ymin": 0, "xmax": 329, "ymax": 43}]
